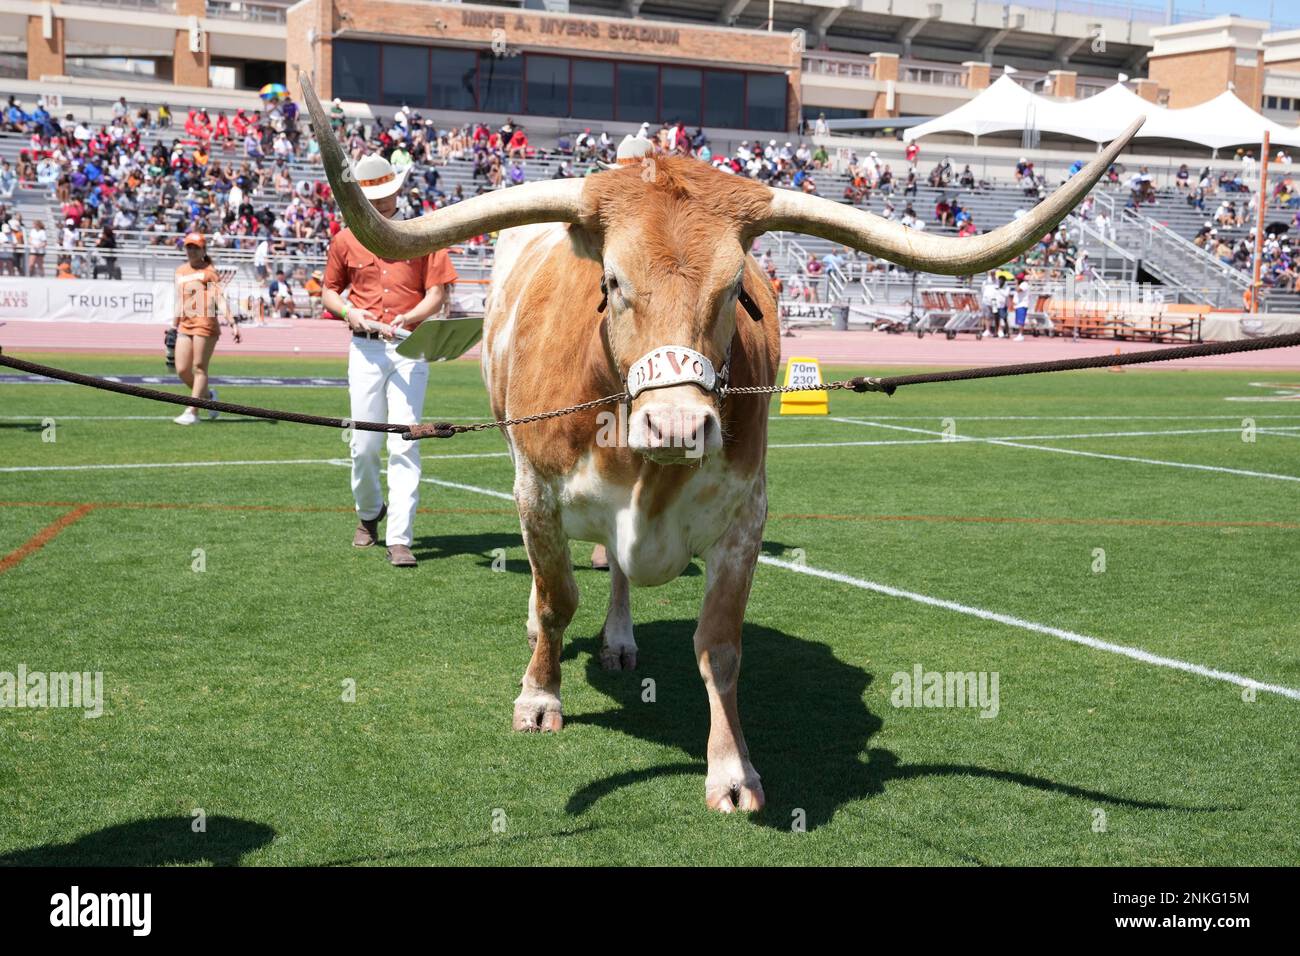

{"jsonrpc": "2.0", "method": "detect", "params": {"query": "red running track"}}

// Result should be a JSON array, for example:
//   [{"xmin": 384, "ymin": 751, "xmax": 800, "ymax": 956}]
[{"xmin": 3, "ymin": 319, "xmax": 1300, "ymax": 370}]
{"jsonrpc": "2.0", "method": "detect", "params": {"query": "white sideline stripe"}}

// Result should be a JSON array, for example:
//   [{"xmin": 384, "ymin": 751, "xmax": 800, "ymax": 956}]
[
  {"xmin": 769, "ymin": 426, "xmax": 1257, "ymax": 450},
  {"xmin": 422, "ymin": 476, "xmax": 514, "ymax": 501},
  {"xmin": 831, "ymin": 418, "xmax": 1300, "ymax": 483},
  {"xmin": 823, "ymin": 414, "xmax": 1300, "ymax": 422},
  {"xmin": 0, "ymin": 457, "xmax": 354, "ymax": 473},
  {"xmin": 6, "ymin": 414, "xmax": 1299, "ymax": 427},
  {"xmin": 0, "ymin": 452, "xmax": 510, "ymax": 473},
  {"xmin": 399, "ymin": 471, "xmax": 1300, "ymax": 703},
  {"xmin": 0, "ymin": 414, "xmax": 501, "ymax": 423},
  {"xmin": 757, "ymin": 556, "xmax": 1300, "ymax": 702},
  {"xmin": 7, "ymin": 413, "xmax": 1300, "ymax": 425}
]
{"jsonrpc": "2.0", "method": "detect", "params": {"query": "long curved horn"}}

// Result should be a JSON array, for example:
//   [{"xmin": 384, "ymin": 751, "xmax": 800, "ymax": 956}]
[
  {"xmin": 754, "ymin": 117, "xmax": 1144, "ymax": 275},
  {"xmin": 300, "ymin": 72, "xmax": 587, "ymax": 260}
]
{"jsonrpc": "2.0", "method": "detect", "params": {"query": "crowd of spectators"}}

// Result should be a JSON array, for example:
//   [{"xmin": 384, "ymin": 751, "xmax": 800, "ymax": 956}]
[{"xmin": 5, "ymin": 88, "xmax": 1300, "ymax": 303}]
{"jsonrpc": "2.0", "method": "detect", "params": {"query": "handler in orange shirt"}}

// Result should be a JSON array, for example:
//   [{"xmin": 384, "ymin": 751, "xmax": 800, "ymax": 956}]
[{"xmin": 321, "ymin": 153, "xmax": 458, "ymax": 568}]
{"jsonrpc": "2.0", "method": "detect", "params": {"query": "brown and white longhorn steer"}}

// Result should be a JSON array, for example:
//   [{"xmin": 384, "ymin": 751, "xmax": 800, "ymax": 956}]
[{"xmin": 304, "ymin": 73, "xmax": 1142, "ymax": 813}]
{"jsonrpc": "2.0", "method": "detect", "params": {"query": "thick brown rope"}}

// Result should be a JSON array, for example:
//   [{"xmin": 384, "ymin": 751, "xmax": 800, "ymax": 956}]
[
  {"xmin": 719, "ymin": 332, "xmax": 1300, "ymax": 398},
  {"xmin": 4, "ymin": 332, "xmax": 1299, "ymax": 440}
]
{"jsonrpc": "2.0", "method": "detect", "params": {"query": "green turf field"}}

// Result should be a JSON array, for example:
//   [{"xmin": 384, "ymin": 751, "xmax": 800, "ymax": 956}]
[{"xmin": 1, "ymin": 352, "xmax": 1297, "ymax": 866}]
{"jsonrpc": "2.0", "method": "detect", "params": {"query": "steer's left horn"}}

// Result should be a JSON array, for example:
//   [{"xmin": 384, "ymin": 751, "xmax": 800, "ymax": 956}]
[
  {"xmin": 301, "ymin": 73, "xmax": 588, "ymax": 259},
  {"xmin": 752, "ymin": 116, "xmax": 1144, "ymax": 275}
]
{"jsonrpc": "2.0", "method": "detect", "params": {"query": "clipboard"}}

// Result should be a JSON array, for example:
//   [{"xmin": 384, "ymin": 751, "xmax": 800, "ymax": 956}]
[{"xmin": 395, "ymin": 316, "xmax": 485, "ymax": 362}]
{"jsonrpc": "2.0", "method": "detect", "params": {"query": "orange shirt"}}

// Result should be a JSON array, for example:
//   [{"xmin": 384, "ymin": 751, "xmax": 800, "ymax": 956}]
[
  {"xmin": 175, "ymin": 262, "xmax": 223, "ymax": 337},
  {"xmin": 324, "ymin": 227, "xmax": 458, "ymax": 327}
]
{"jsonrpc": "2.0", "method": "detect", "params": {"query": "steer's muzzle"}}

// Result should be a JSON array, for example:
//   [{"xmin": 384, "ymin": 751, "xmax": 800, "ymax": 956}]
[{"xmin": 626, "ymin": 385, "xmax": 722, "ymax": 463}]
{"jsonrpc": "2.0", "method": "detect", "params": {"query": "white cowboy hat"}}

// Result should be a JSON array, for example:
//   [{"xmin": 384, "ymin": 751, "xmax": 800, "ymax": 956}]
[
  {"xmin": 597, "ymin": 135, "xmax": 654, "ymax": 171},
  {"xmin": 351, "ymin": 153, "xmax": 408, "ymax": 200}
]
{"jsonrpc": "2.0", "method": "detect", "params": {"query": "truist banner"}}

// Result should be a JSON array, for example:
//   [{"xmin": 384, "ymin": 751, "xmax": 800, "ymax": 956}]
[{"xmin": 0, "ymin": 279, "xmax": 174, "ymax": 324}]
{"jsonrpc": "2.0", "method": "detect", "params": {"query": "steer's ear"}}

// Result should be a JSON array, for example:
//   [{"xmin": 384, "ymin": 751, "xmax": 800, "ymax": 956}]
[{"xmin": 565, "ymin": 221, "xmax": 603, "ymax": 263}]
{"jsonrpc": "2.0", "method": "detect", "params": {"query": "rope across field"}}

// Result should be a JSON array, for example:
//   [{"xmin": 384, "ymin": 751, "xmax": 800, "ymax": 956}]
[{"xmin": 6, "ymin": 332, "xmax": 1299, "ymax": 441}]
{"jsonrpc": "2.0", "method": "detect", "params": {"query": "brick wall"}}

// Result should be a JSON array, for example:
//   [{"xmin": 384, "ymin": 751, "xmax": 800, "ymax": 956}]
[
  {"xmin": 1149, "ymin": 47, "xmax": 1264, "ymax": 109},
  {"xmin": 25, "ymin": 14, "xmax": 64, "ymax": 81},
  {"xmin": 1048, "ymin": 70, "xmax": 1077, "ymax": 99},
  {"xmin": 287, "ymin": 0, "xmax": 336, "ymax": 103},
  {"xmin": 963, "ymin": 61, "xmax": 991, "ymax": 91},
  {"xmin": 870, "ymin": 52, "xmax": 899, "ymax": 118}
]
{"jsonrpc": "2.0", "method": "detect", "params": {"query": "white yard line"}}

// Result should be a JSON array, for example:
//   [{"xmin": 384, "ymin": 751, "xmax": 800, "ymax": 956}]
[
  {"xmin": 770, "ymin": 426, "xmax": 1255, "ymax": 450},
  {"xmin": 757, "ymin": 556, "xmax": 1300, "ymax": 702},
  {"xmin": 830, "ymin": 418, "xmax": 1300, "ymax": 483},
  {"xmin": 421, "ymin": 476, "xmax": 514, "ymax": 501},
  {"xmin": 398, "ymin": 472, "xmax": 1300, "ymax": 703}
]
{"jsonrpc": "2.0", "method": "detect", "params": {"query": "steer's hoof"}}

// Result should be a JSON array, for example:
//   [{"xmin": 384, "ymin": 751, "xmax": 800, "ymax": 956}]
[
  {"xmin": 706, "ymin": 781, "xmax": 765, "ymax": 814},
  {"xmin": 513, "ymin": 702, "xmax": 563, "ymax": 733},
  {"xmin": 599, "ymin": 644, "xmax": 638, "ymax": 672}
]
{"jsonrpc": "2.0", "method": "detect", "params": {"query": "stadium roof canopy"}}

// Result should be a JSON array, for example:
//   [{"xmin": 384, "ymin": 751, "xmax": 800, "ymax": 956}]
[{"xmin": 901, "ymin": 76, "xmax": 1300, "ymax": 151}]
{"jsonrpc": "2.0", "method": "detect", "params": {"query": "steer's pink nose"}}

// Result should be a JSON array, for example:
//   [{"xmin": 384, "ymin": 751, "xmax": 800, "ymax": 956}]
[{"xmin": 628, "ymin": 403, "xmax": 721, "ymax": 461}]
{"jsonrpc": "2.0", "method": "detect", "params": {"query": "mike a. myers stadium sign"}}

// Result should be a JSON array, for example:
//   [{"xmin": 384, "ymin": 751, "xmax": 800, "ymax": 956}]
[{"xmin": 461, "ymin": 9, "xmax": 681, "ymax": 45}]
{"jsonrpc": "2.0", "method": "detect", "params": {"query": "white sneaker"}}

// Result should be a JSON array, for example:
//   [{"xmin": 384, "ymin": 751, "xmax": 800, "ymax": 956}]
[
  {"xmin": 1014, "ymin": 333, "xmax": 1025, "ymax": 342},
  {"xmin": 173, "ymin": 410, "xmax": 198, "ymax": 425},
  {"xmin": 997, "ymin": 330, "xmax": 1005, "ymax": 338},
  {"xmin": 207, "ymin": 387, "xmax": 219, "ymax": 421}
]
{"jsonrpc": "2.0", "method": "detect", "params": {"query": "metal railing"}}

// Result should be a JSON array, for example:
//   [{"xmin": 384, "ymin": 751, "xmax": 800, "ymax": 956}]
[
  {"xmin": 903, "ymin": 64, "xmax": 967, "ymax": 88},
  {"xmin": 59, "ymin": 0, "xmax": 174, "ymax": 11},
  {"xmin": 204, "ymin": 0, "xmax": 291, "ymax": 24},
  {"xmin": 802, "ymin": 53, "xmax": 875, "ymax": 80}
]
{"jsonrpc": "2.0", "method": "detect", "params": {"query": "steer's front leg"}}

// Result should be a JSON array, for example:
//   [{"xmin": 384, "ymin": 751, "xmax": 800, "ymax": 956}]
[
  {"xmin": 695, "ymin": 482, "xmax": 767, "ymax": 813},
  {"xmin": 514, "ymin": 474, "xmax": 577, "ymax": 733}
]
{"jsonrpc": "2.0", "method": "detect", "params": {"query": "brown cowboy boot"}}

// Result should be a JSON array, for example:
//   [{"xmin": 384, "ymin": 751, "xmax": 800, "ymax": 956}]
[
  {"xmin": 386, "ymin": 544, "xmax": 417, "ymax": 567},
  {"xmin": 353, "ymin": 504, "xmax": 387, "ymax": 548}
]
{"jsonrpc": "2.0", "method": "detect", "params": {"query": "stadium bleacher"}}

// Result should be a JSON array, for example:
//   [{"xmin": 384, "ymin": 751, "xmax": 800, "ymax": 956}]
[{"xmin": 4, "ymin": 75, "xmax": 1299, "ymax": 330}]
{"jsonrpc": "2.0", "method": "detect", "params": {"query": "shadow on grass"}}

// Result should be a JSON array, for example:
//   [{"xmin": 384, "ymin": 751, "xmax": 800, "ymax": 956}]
[
  {"xmin": 0, "ymin": 816, "xmax": 275, "ymax": 867},
  {"xmin": 411, "ymin": 531, "xmax": 524, "ymax": 570},
  {"xmin": 317, "ymin": 823, "xmax": 604, "ymax": 866},
  {"xmin": 562, "ymin": 619, "xmax": 1226, "ymax": 833},
  {"xmin": 410, "ymin": 532, "xmax": 704, "ymax": 577}
]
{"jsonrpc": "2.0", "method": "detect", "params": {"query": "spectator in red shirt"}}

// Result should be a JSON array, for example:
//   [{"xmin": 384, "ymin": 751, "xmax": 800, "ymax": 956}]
[{"xmin": 507, "ymin": 127, "xmax": 528, "ymax": 160}]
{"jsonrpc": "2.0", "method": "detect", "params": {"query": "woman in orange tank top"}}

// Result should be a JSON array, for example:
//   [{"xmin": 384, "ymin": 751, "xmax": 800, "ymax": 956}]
[{"xmin": 171, "ymin": 232, "xmax": 240, "ymax": 425}]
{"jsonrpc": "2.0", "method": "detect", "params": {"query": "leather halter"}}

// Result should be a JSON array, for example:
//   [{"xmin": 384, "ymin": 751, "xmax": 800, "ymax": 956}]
[{"xmin": 598, "ymin": 314, "xmax": 733, "ymax": 404}]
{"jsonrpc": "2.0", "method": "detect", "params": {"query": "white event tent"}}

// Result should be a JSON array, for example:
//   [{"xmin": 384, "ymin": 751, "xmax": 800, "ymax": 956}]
[{"xmin": 901, "ymin": 75, "xmax": 1300, "ymax": 152}]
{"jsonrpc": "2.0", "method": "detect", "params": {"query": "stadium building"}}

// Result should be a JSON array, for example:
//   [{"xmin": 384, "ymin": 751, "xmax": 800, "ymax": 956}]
[{"xmin": 5, "ymin": 2, "xmax": 1300, "ymax": 133}]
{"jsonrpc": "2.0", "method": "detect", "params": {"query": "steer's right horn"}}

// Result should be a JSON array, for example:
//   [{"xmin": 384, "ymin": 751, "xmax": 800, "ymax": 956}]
[
  {"xmin": 750, "ymin": 116, "xmax": 1145, "ymax": 275},
  {"xmin": 301, "ymin": 73, "xmax": 587, "ymax": 260}
]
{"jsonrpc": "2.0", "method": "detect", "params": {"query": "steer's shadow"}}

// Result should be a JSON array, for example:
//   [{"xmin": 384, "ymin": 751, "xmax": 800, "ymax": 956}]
[
  {"xmin": 0, "ymin": 815, "xmax": 275, "ymax": 866},
  {"xmin": 562, "ymin": 619, "xmax": 1221, "ymax": 833},
  {"xmin": 411, "ymin": 531, "xmax": 524, "ymax": 570},
  {"xmin": 563, "ymin": 618, "xmax": 884, "ymax": 831},
  {"xmin": 411, "ymin": 532, "xmax": 704, "ymax": 577}
]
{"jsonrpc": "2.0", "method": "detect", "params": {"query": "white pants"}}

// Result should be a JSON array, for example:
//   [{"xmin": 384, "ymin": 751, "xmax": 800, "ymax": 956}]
[{"xmin": 348, "ymin": 336, "xmax": 429, "ymax": 547}]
